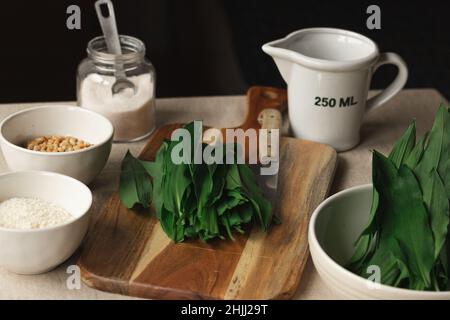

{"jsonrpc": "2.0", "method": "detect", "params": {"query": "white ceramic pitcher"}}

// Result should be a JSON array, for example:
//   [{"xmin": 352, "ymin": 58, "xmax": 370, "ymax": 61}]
[{"xmin": 262, "ymin": 28, "xmax": 408, "ymax": 151}]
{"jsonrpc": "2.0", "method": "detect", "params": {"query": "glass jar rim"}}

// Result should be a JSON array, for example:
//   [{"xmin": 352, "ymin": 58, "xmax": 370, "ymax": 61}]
[{"xmin": 87, "ymin": 35, "xmax": 146, "ymax": 64}]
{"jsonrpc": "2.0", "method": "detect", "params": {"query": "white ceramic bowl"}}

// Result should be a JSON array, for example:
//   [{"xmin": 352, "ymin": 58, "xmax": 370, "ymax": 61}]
[
  {"xmin": 309, "ymin": 184, "xmax": 450, "ymax": 300},
  {"xmin": 0, "ymin": 105, "xmax": 113, "ymax": 184},
  {"xmin": 0, "ymin": 171, "xmax": 92, "ymax": 274}
]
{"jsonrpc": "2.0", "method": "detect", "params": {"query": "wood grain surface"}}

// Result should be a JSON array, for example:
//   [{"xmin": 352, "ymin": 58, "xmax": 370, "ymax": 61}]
[{"xmin": 77, "ymin": 86, "xmax": 337, "ymax": 299}]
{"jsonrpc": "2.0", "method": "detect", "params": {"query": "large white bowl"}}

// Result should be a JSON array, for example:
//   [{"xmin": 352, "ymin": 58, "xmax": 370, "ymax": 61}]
[
  {"xmin": 309, "ymin": 184, "xmax": 450, "ymax": 300},
  {"xmin": 0, "ymin": 171, "xmax": 92, "ymax": 274},
  {"xmin": 0, "ymin": 105, "xmax": 113, "ymax": 184}
]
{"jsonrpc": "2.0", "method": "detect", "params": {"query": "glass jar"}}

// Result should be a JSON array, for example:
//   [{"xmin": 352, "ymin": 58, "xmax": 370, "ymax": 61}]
[{"xmin": 77, "ymin": 35, "xmax": 156, "ymax": 142}]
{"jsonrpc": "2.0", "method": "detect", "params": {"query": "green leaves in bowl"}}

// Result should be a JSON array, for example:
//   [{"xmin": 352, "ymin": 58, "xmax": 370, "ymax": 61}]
[
  {"xmin": 119, "ymin": 122, "xmax": 273, "ymax": 242},
  {"xmin": 348, "ymin": 105, "xmax": 450, "ymax": 291}
]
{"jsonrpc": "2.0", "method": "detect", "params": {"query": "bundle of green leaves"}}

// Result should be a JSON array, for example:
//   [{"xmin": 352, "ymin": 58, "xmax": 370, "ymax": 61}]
[
  {"xmin": 119, "ymin": 122, "xmax": 273, "ymax": 242},
  {"xmin": 348, "ymin": 105, "xmax": 450, "ymax": 291}
]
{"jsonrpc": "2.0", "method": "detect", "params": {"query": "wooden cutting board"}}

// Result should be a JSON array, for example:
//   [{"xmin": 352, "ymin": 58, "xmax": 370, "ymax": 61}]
[{"xmin": 77, "ymin": 86, "xmax": 337, "ymax": 300}]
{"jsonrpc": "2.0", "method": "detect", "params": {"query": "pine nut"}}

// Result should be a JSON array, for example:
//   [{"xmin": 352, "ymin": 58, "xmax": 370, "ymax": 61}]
[{"xmin": 25, "ymin": 136, "xmax": 92, "ymax": 153}]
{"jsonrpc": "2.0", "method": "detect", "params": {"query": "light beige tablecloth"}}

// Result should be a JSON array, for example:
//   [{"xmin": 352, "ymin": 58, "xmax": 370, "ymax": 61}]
[{"xmin": 0, "ymin": 89, "xmax": 446, "ymax": 299}]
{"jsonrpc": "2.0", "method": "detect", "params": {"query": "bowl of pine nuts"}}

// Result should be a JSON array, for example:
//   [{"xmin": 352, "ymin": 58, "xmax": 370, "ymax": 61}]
[{"xmin": 0, "ymin": 105, "xmax": 114, "ymax": 184}]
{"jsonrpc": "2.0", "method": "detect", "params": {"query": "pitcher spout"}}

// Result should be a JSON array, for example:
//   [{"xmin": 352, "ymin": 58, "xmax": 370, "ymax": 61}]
[{"xmin": 262, "ymin": 42, "xmax": 293, "ymax": 84}]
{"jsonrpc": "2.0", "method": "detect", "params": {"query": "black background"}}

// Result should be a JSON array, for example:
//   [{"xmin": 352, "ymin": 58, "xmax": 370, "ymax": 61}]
[{"xmin": 1, "ymin": 0, "xmax": 449, "ymax": 102}]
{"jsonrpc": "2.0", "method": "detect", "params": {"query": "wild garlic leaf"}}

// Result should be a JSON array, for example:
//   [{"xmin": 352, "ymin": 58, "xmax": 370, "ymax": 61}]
[
  {"xmin": 150, "ymin": 144, "xmax": 167, "ymax": 218},
  {"xmin": 347, "ymin": 154, "xmax": 381, "ymax": 270},
  {"xmin": 415, "ymin": 106, "xmax": 450, "ymax": 197},
  {"xmin": 362, "ymin": 238, "xmax": 410, "ymax": 287},
  {"xmin": 238, "ymin": 164, "xmax": 272, "ymax": 230},
  {"xmin": 171, "ymin": 164, "xmax": 192, "ymax": 214},
  {"xmin": 119, "ymin": 151, "xmax": 152, "ymax": 209},
  {"xmin": 226, "ymin": 163, "xmax": 242, "ymax": 190},
  {"xmin": 373, "ymin": 153, "xmax": 435, "ymax": 288},
  {"xmin": 207, "ymin": 165, "xmax": 227, "ymax": 206},
  {"xmin": 436, "ymin": 242, "xmax": 449, "ymax": 290},
  {"xmin": 435, "ymin": 106, "xmax": 450, "ymax": 197},
  {"xmin": 422, "ymin": 169, "xmax": 449, "ymax": 259},
  {"xmin": 351, "ymin": 151, "xmax": 435, "ymax": 290},
  {"xmin": 389, "ymin": 121, "xmax": 416, "ymax": 168},
  {"xmin": 221, "ymin": 215, "xmax": 234, "ymax": 240},
  {"xmin": 184, "ymin": 121, "xmax": 203, "ymax": 176},
  {"xmin": 353, "ymin": 155, "xmax": 381, "ymax": 240},
  {"xmin": 405, "ymin": 132, "xmax": 428, "ymax": 169},
  {"xmin": 349, "ymin": 107, "xmax": 450, "ymax": 290},
  {"xmin": 119, "ymin": 122, "xmax": 275, "ymax": 242},
  {"xmin": 197, "ymin": 167, "xmax": 214, "ymax": 231},
  {"xmin": 159, "ymin": 205, "xmax": 177, "ymax": 241},
  {"xmin": 140, "ymin": 160, "xmax": 159, "ymax": 177},
  {"xmin": 347, "ymin": 234, "xmax": 375, "ymax": 272},
  {"xmin": 440, "ymin": 241, "xmax": 449, "ymax": 275}
]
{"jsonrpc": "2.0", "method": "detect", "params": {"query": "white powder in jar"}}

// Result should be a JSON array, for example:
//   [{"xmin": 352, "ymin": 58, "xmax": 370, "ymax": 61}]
[
  {"xmin": 0, "ymin": 197, "xmax": 73, "ymax": 229},
  {"xmin": 79, "ymin": 73, "xmax": 155, "ymax": 142}
]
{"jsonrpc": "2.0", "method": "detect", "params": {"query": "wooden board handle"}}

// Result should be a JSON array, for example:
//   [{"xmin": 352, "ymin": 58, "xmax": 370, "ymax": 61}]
[
  {"xmin": 258, "ymin": 108, "xmax": 282, "ymax": 159},
  {"xmin": 218, "ymin": 87, "xmax": 286, "ymax": 160},
  {"xmin": 239, "ymin": 87, "xmax": 287, "ymax": 131},
  {"xmin": 258, "ymin": 108, "xmax": 282, "ymax": 130}
]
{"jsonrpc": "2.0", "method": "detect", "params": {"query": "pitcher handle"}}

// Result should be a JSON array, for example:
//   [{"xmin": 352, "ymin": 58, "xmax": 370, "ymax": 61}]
[{"xmin": 366, "ymin": 52, "xmax": 408, "ymax": 113}]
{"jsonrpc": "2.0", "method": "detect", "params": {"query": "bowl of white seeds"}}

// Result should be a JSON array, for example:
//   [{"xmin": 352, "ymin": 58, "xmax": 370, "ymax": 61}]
[
  {"xmin": 0, "ymin": 171, "xmax": 92, "ymax": 274},
  {"xmin": 0, "ymin": 105, "xmax": 113, "ymax": 184}
]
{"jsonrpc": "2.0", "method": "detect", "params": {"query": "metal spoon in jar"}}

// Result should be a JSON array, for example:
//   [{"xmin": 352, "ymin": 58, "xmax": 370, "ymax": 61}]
[{"xmin": 95, "ymin": 0, "xmax": 136, "ymax": 95}]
